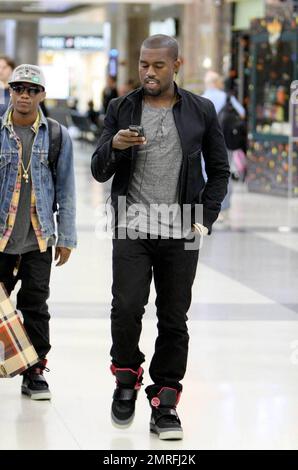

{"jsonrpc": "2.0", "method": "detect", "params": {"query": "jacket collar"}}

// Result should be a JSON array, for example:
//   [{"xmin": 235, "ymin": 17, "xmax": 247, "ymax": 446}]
[{"xmin": 1, "ymin": 105, "xmax": 47, "ymax": 133}]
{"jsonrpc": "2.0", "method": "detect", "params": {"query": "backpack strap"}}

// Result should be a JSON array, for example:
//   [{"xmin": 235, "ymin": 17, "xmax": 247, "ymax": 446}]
[
  {"xmin": 225, "ymin": 92, "xmax": 232, "ymax": 106},
  {"xmin": 47, "ymin": 117, "xmax": 62, "ymax": 213}
]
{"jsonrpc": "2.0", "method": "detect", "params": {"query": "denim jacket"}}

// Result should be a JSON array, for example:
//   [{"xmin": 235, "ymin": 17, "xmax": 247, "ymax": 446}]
[{"xmin": 0, "ymin": 106, "xmax": 77, "ymax": 248}]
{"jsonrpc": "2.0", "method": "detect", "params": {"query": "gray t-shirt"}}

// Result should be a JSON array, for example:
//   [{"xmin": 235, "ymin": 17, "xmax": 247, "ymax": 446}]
[
  {"xmin": 126, "ymin": 103, "xmax": 185, "ymax": 237},
  {"xmin": 4, "ymin": 124, "xmax": 55, "ymax": 255}
]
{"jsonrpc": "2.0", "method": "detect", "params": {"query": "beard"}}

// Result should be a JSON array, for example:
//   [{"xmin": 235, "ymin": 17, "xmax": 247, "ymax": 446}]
[{"xmin": 142, "ymin": 85, "xmax": 162, "ymax": 97}]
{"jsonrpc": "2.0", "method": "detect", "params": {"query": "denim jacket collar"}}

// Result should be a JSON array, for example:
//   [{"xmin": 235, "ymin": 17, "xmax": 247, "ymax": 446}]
[{"xmin": 1, "ymin": 105, "xmax": 47, "ymax": 135}]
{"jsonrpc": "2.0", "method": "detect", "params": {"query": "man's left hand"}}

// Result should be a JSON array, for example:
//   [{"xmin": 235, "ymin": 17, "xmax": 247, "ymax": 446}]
[
  {"xmin": 55, "ymin": 247, "xmax": 72, "ymax": 266},
  {"xmin": 192, "ymin": 223, "xmax": 209, "ymax": 236}
]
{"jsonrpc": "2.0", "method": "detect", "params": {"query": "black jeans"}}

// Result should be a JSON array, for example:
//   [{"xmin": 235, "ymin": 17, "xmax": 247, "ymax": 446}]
[
  {"xmin": 0, "ymin": 248, "xmax": 52, "ymax": 358},
  {"xmin": 111, "ymin": 237, "xmax": 199, "ymax": 391}
]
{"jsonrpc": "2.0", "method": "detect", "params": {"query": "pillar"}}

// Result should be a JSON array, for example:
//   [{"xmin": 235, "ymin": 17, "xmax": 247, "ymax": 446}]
[
  {"xmin": 182, "ymin": 0, "xmax": 231, "ymax": 94},
  {"xmin": 14, "ymin": 21, "xmax": 39, "ymax": 65}
]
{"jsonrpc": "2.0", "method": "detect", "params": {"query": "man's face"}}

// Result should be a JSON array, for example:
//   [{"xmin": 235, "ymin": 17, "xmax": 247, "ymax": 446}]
[
  {"xmin": 9, "ymin": 82, "xmax": 46, "ymax": 115},
  {"xmin": 0, "ymin": 60, "xmax": 13, "ymax": 84},
  {"xmin": 139, "ymin": 47, "xmax": 180, "ymax": 97}
]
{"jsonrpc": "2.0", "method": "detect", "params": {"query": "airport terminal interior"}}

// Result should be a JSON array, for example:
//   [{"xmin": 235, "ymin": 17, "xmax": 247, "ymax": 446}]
[
  {"xmin": 1, "ymin": 0, "xmax": 298, "ymax": 451},
  {"xmin": 1, "ymin": 140, "xmax": 298, "ymax": 450}
]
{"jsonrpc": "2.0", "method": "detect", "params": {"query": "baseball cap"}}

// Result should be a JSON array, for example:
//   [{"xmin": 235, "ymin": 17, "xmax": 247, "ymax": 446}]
[{"xmin": 8, "ymin": 64, "xmax": 46, "ymax": 89}]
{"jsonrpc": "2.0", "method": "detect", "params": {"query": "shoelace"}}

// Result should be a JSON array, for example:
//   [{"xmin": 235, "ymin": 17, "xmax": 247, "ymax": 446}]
[
  {"xmin": 161, "ymin": 414, "xmax": 180, "ymax": 424},
  {"xmin": 154, "ymin": 406, "xmax": 180, "ymax": 425}
]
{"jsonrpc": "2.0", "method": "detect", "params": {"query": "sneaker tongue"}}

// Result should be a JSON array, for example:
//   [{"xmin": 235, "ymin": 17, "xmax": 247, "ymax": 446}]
[
  {"xmin": 30, "ymin": 366, "xmax": 44, "ymax": 376},
  {"xmin": 116, "ymin": 370, "xmax": 138, "ymax": 386},
  {"xmin": 158, "ymin": 388, "xmax": 177, "ymax": 407},
  {"xmin": 162, "ymin": 414, "xmax": 179, "ymax": 425}
]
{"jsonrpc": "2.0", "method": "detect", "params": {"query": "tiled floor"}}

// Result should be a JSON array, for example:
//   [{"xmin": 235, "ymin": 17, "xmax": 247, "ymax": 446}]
[{"xmin": 1, "ymin": 141, "xmax": 298, "ymax": 450}]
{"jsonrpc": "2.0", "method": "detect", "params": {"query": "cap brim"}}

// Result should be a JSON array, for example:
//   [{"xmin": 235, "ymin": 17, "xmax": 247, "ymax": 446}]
[{"xmin": 9, "ymin": 79, "xmax": 45, "ymax": 90}]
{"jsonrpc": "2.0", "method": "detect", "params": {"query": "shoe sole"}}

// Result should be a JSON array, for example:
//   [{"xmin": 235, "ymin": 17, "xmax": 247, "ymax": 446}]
[
  {"xmin": 111, "ymin": 410, "xmax": 135, "ymax": 428},
  {"xmin": 150, "ymin": 424, "xmax": 183, "ymax": 440},
  {"xmin": 21, "ymin": 387, "xmax": 51, "ymax": 401}
]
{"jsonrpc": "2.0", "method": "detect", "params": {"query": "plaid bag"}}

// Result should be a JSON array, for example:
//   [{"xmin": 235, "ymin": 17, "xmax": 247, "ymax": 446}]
[{"xmin": 0, "ymin": 282, "xmax": 38, "ymax": 378}]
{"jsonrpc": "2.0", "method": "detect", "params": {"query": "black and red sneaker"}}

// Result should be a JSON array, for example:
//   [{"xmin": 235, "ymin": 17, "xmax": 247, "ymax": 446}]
[
  {"xmin": 21, "ymin": 359, "xmax": 51, "ymax": 401},
  {"xmin": 147, "ymin": 387, "xmax": 183, "ymax": 440},
  {"xmin": 111, "ymin": 365, "xmax": 143, "ymax": 427}
]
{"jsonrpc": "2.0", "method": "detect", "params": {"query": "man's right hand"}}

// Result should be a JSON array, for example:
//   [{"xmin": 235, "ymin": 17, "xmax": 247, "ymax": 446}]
[{"xmin": 112, "ymin": 129, "xmax": 146, "ymax": 150}]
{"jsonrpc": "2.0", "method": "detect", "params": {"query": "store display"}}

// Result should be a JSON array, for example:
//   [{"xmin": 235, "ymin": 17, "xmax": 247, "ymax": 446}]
[{"xmin": 247, "ymin": 17, "xmax": 298, "ymax": 196}]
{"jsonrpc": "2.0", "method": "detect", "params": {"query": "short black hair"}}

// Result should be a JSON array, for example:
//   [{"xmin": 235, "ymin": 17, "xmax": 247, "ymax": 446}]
[{"xmin": 141, "ymin": 35, "xmax": 179, "ymax": 61}]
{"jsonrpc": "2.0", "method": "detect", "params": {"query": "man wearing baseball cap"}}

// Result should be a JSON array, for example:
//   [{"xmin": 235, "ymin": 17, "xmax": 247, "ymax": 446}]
[{"xmin": 0, "ymin": 64, "xmax": 77, "ymax": 399}]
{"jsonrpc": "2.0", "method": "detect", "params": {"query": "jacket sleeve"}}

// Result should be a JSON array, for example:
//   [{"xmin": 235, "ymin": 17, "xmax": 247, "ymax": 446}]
[
  {"xmin": 201, "ymin": 100, "xmax": 230, "ymax": 233},
  {"xmin": 91, "ymin": 99, "xmax": 125, "ymax": 183},
  {"xmin": 55, "ymin": 126, "xmax": 77, "ymax": 248}
]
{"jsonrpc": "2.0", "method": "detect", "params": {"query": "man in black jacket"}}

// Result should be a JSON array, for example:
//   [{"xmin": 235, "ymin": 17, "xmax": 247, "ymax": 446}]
[{"xmin": 91, "ymin": 35, "xmax": 229, "ymax": 440}]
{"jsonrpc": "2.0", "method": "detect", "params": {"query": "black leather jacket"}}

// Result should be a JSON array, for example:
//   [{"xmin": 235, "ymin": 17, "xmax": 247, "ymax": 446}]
[{"xmin": 91, "ymin": 85, "xmax": 230, "ymax": 234}]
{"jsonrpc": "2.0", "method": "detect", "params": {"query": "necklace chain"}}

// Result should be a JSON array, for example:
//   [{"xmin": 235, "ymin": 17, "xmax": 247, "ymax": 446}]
[
  {"xmin": 21, "ymin": 157, "xmax": 32, "ymax": 183},
  {"xmin": 144, "ymin": 93, "xmax": 177, "ymax": 142},
  {"xmin": 143, "ymin": 93, "xmax": 177, "ymax": 109},
  {"xmin": 14, "ymin": 130, "xmax": 32, "ymax": 184}
]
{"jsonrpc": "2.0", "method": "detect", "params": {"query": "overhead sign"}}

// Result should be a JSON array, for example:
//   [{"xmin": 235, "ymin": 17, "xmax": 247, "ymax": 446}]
[{"xmin": 40, "ymin": 36, "xmax": 105, "ymax": 51}]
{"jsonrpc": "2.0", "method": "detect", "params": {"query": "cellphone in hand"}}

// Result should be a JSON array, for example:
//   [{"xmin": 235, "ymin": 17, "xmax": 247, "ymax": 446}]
[{"xmin": 129, "ymin": 125, "xmax": 145, "ymax": 137}]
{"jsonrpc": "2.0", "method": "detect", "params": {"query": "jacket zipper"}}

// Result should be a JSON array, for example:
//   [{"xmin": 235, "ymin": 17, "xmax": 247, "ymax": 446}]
[
  {"xmin": 172, "ymin": 100, "xmax": 185, "ymax": 206},
  {"xmin": 126, "ymin": 103, "xmax": 138, "ymax": 196}
]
